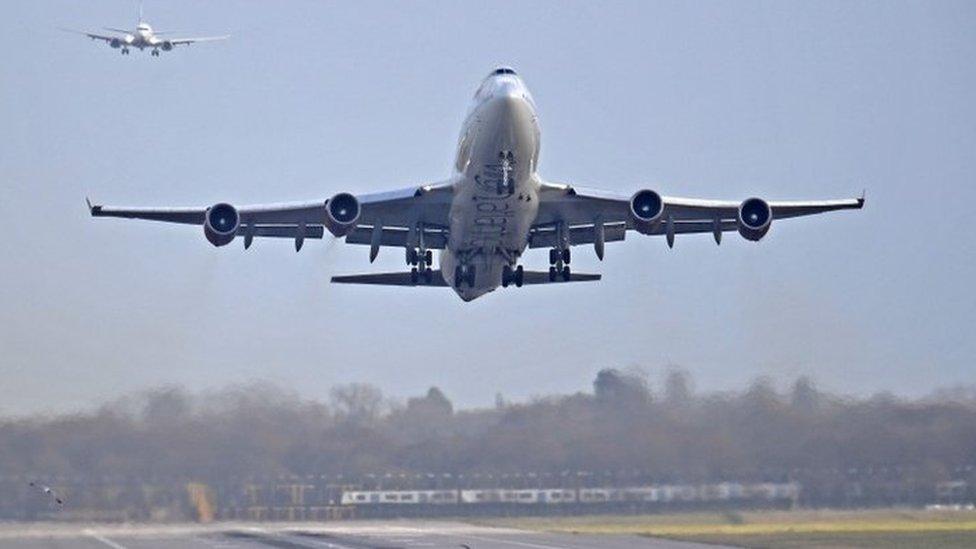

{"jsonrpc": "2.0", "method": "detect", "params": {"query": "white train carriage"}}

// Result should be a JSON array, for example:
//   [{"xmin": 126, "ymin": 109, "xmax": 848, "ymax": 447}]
[
  {"xmin": 340, "ymin": 490, "xmax": 458, "ymax": 505},
  {"xmin": 539, "ymin": 489, "xmax": 576, "ymax": 503},
  {"xmin": 460, "ymin": 489, "xmax": 541, "ymax": 504}
]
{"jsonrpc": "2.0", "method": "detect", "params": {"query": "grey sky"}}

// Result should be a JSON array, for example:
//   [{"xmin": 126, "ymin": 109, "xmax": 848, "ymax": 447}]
[{"xmin": 1, "ymin": 1, "xmax": 973, "ymax": 415}]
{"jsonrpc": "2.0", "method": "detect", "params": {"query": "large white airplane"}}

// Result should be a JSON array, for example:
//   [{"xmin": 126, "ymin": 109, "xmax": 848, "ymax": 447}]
[
  {"xmin": 89, "ymin": 67, "xmax": 864, "ymax": 301},
  {"xmin": 63, "ymin": 7, "xmax": 228, "ymax": 56}
]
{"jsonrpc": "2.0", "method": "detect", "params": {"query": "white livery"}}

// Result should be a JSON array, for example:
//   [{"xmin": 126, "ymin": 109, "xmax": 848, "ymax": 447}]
[{"xmin": 89, "ymin": 67, "xmax": 864, "ymax": 301}]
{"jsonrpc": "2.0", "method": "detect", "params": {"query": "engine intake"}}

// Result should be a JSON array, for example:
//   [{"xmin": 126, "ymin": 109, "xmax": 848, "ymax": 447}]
[
  {"xmin": 204, "ymin": 203, "xmax": 240, "ymax": 247},
  {"xmin": 161, "ymin": 41, "xmax": 173, "ymax": 51},
  {"xmin": 629, "ymin": 189, "xmax": 664, "ymax": 234},
  {"xmin": 110, "ymin": 38, "xmax": 121, "ymax": 48},
  {"xmin": 737, "ymin": 197, "xmax": 772, "ymax": 241},
  {"xmin": 325, "ymin": 193, "xmax": 361, "ymax": 237}
]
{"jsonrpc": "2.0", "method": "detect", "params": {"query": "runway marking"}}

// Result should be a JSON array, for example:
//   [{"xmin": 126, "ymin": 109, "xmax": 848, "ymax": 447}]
[
  {"xmin": 458, "ymin": 534, "xmax": 566, "ymax": 549},
  {"xmin": 85, "ymin": 531, "xmax": 129, "ymax": 549}
]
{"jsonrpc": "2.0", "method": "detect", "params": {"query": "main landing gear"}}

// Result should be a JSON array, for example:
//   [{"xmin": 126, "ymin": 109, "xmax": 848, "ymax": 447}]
[
  {"xmin": 121, "ymin": 48, "xmax": 130, "ymax": 55},
  {"xmin": 407, "ymin": 247, "xmax": 434, "ymax": 285},
  {"xmin": 502, "ymin": 264, "xmax": 524, "ymax": 288},
  {"xmin": 151, "ymin": 49, "xmax": 160, "ymax": 57},
  {"xmin": 548, "ymin": 246, "xmax": 571, "ymax": 282}
]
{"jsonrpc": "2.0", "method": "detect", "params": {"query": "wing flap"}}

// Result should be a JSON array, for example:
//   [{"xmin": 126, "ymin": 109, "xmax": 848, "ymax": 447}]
[
  {"xmin": 345, "ymin": 226, "xmax": 448, "ymax": 249},
  {"xmin": 528, "ymin": 223, "xmax": 627, "ymax": 249},
  {"xmin": 239, "ymin": 225, "xmax": 324, "ymax": 239}
]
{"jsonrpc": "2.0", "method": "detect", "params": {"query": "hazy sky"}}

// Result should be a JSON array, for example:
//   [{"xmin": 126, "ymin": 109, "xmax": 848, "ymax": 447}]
[{"xmin": 1, "ymin": 1, "xmax": 974, "ymax": 415}]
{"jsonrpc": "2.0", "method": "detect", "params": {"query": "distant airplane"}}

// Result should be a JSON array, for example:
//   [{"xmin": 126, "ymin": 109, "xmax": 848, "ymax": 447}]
[
  {"xmin": 62, "ymin": 5, "xmax": 228, "ymax": 56},
  {"xmin": 89, "ymin": 67, "xmax": 864, "ymax": 301}
]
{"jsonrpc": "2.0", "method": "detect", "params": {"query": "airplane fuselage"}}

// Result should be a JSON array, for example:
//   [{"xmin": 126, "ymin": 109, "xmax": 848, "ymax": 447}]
[{"xmin": 439, "ymin": 69, "xmax": 542, "ymax": 300}]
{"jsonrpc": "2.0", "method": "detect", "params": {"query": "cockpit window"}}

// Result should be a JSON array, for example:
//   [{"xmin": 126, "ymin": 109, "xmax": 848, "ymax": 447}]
[{"xmin": 492, "ymin": 67, "xmax": 517, "ymax": 76}]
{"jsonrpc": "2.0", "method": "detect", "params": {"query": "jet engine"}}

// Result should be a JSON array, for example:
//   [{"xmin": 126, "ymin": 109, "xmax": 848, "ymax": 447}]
[
  {"xmin": 325, "ymin": 193, "xmax": 361, "ymax": 237},
  {"xmin": 629, "ymin": 189, "xmax": 664, "ymax": 234},
  {"xmin": 737, "ymin": 197, "xmax": 772, "ymax": 241},
  {"xmin": 161, "ymin": 41, "xmax": 173, "ymax": 51},
  {"xmin": 110, "ymin": 38, "xmax": 121, "ymax": 48},
  {"xmin": 204, "ymin": 203, "xmax": 240, "ymax": 247}
]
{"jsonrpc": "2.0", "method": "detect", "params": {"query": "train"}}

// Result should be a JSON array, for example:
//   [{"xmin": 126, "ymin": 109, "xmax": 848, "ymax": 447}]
[{"xmin": 340, "ymin": 482, "xmax": 799, "ymax": 506}]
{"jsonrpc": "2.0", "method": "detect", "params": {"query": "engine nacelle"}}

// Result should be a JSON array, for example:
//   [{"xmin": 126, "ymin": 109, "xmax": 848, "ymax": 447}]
[
  {"xmin": 629, "ymin": 189, "xmax": 665, "ymax": 234},
  {"xmin": 325, "ymin": 192, "xmax": 361, "ymax": 237},
  {"xmin": 110, "ymin": 38, "xmax": 121, "ymax": 48},
  {"xmin": 161, "ymin": 41, "xmax": 173, "ymax": 51},
  {"xmin": 737, "ymin": 197, "xmax": 772, "ymax": 241},
  {"xmin": 204, "ymin": 203, "xmax": 240, "ymax": 247}
]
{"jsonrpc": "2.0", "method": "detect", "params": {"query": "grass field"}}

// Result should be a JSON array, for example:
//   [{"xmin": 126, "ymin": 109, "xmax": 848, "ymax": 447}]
[{"xmin": 481, "ymin": 508, "xmax": 976, "ymax": 548}]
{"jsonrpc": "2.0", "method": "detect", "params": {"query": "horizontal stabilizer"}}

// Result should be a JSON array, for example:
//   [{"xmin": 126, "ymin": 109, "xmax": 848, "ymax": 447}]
[
  {"xmin": 331, "ymin": 271, "xmax": 449, "ymax": 287},
  {"xmin": 520, "ymin": 271, "xmax": 601, "ymax": 284},
  {"xmin": 330, "ymin": 270, "xmax": 601, "ymax": 287}
]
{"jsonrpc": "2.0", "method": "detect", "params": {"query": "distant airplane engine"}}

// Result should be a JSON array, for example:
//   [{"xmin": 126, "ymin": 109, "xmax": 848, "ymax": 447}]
[
  {"xmin": 161, "ymin": 41, "xmax": 173, "ymax": 51},
  {"xmin": 325, "ymin": 192, "xmax": 361, "ymax": 237},
  {"xmin": 110, "ymin": 38, "xmax": 121, "ymax": 48},
  {"xmin": 737, "ymin": 197, "xmax": 772, "ymax": 241},
  {"xmin": 204, "ymin": 203, "xmax": 239, "ymax": 247},
  {"xmin": 629, "ymin": 189, "xmax": 664, "ymax": 234}
]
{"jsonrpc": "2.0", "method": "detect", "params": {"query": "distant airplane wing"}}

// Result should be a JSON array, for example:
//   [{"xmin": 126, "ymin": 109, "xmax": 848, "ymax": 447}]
[
  {"xmin": 60, "ymin": 28, "xmax": 123, "ymax": 43},
  {"xmin": 533, "ymin": 182, "xmax": 863, "ymax": 248},
  {"xmin": 87, "ymin": 182, "xmax": 454, "ymax": 250},
  {"xmin": 166, "ymin": 35, "xmax": 230, "ymax": 46}
]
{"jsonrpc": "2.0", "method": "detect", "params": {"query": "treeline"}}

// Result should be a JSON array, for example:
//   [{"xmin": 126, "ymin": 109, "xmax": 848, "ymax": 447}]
[{"xmin": 2, "ymin": 369, "xmax": 976, "ymax": 496}]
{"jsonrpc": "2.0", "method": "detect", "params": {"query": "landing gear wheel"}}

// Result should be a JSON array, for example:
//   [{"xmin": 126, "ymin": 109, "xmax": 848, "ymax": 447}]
[
  {"xmin": 549, "ymin": 249, "xmax": 558, "ymax": 265},
  {"xmin": 548, "ymin": 266, "xmax": 557, "ymax": 282},
  {"xmin": 425, "ymin": 250, "xmax": 432, "ymax": 264},
  {"xmin": 561, "ymin": 248, "xmax": 571, "ymax": 264},
  {"xmin": 454, "ymin": 267, "xmax": 463, "ymax": 288},
  {"xmin": 514, "ymin": 265, "xmax": 524, "ymax": 287},
  {"xmin": 407, "ymin": 248, "xmax": 418, "ymax": 266},
  {"xmin": 562, "ymin": 265, "xmax": 571, "ymax": 281},
  {"xmin": 423, "ymin": 269, "xmax": 433, "ymax": 285},
  {"xmin": 466, "ymin": 266, "xmax": 476, "ymax": 287},
  {"xmin": 502, "ymin": 265, "xmax": 512, "ymax": 288},
  {"xmin": 410, "ymin": 268, "xmax": 419, "ymax": 284}
]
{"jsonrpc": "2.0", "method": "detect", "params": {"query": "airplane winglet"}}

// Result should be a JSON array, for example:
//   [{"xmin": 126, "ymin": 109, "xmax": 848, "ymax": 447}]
[
  {"xmin": 858, "ymin": 189, "xmax": 866, "ymax": 207},
  {"xmin": 85, "ymin": 197, "xmax": 101, "ymax": 216}
]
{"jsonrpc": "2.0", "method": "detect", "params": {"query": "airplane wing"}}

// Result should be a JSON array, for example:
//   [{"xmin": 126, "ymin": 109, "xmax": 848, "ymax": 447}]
[
  {"xmin": 166, "ymin": 35, "xmax": 230, "ymax": 46},
  {"xmin": 533, "ymin": 182, "xmax": 864, "ymax": 250},
  {"xmin": 60, "ymin": 28, "xmax": 123, "ymax": 43},
  {"xmin": 87, "ymin": 182, "xmax": 454, "ymax": 251}
]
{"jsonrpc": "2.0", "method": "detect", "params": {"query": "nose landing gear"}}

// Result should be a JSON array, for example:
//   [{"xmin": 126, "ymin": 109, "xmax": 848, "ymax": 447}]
[{"xmin": 454, "ymin": 265, "xmax": 476, "ymax": 288}]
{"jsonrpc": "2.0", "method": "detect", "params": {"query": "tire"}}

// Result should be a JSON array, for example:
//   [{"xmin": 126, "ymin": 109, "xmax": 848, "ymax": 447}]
[
  {"xmin": 424, "ymin": 270, "xmax": 433, "ymax": 285},
  {"xmin": 466, "ymin": 266, "xmax": 476, "ymax": 287},
  {"xmin": 548, "ymin": 266, "xmax": 557, "ymax": 282},
  {"xmin": 502, "ymin": 265, "xmax": 512, "ymax": 287},
  {"xmin": 425, "ymin": 250, "xmax": 432, "ymax": 264},
  {"xmin": 562, "ymin": 265, "xmax": 571, "ymax": 281},
  {"xmin": 562, "ymin": 248, "xmax": 571, "ymax": 264},
  {"xmin": 410, "ymin": 268, "xmax": 418, "ymax": 284},
  {"xmin": 514, "ymin": 265, "xmax": 524, "ymax": 288},
  {"xmin": 454, "ymin": 268, "xmax": 462, "ymax": 288},
  {"xmin": 549, "ymin": 249, "xmax": 558, "ymax": 265}
]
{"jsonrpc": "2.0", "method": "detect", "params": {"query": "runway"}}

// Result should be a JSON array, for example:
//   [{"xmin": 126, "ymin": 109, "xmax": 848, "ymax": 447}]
[{"xmin": 0, "ymin": 521, "xmax": 730, "ymax": 549}]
